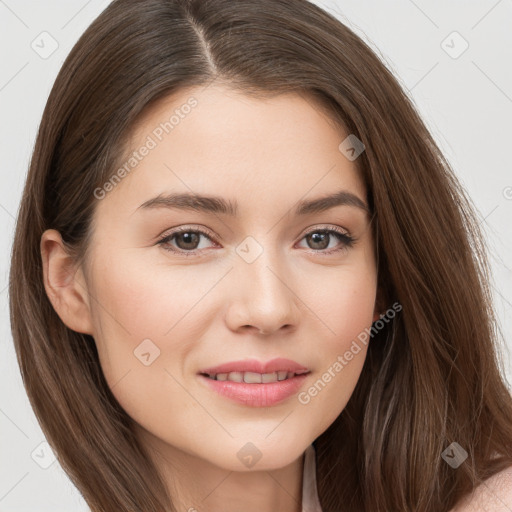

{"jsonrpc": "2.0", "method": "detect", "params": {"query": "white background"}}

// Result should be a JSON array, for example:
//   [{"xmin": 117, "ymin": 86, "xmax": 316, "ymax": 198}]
[{"xmin": 1, "ymin": 1, "xmax": 511, "ymax": 510}]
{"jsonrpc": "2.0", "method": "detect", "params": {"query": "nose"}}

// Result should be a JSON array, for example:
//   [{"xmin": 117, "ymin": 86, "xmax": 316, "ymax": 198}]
[{"xmin": 224, "ymin": 244, "xmax": 301, "ymax": 336}]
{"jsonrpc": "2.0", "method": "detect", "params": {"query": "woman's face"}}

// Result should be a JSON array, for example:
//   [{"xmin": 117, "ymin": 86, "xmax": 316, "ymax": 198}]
[{"xmin": 68, "ymin": 84, "xmax": 379, "ymax": 470}]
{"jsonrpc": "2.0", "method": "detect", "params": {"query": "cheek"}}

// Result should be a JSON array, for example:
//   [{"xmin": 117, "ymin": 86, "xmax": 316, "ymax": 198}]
[
  {"xmin": 296, "ymin": 264, "xmax": 376, "ymax": 436},
  {"xmin": 310, "ymin": 261, "xmax": 377, "ymax": 347},
  {"xmin": 91, "ymin": 257, "xmax": 200, "ymax": 334},
  {"xmin": 85, "ymin": 251, "xmax": 197, "ymax": 388},
  {"xmin": 85, "ymin": 261, "xmax": 197, "ymax": 442},
  {"xmin": 88, "ymin": 249, "xmax": 219, "ymax": 351},
  {"xmin": 85, "ymin": 250, "xmax": 225, "ymax": 430}
]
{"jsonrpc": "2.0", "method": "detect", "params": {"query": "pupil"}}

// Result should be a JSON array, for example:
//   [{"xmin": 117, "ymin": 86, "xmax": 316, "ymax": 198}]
[
  {"xmin": 308, "ymin": 232, "xmax": 329, "ymax": 250},
  {"xmin": 177, "ymin": 232, "xmax": 200, "ymax": 250}
]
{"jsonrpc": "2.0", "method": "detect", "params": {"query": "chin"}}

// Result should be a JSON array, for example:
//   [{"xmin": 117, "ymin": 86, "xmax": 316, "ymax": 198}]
[{"xmin": 203, "ymin": 436, "xmax": 310, "ymax": 472}]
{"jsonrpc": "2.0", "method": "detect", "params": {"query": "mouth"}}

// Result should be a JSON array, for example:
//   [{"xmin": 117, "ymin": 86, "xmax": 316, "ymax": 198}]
[{"xmin": 196, "ymin": 358, "xmax": 311, "ymax": 407}]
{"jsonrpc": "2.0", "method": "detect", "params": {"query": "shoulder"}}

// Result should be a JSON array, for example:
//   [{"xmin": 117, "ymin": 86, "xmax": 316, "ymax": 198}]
[{"xmin": 450, "ymin": 465, "xmax": 512, "ymax": 512}]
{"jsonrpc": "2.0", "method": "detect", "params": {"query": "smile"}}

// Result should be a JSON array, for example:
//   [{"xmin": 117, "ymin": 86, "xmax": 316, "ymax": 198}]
[{"xmin": 197, "ymin": 357, "xmax": 311, "ymax": 407}]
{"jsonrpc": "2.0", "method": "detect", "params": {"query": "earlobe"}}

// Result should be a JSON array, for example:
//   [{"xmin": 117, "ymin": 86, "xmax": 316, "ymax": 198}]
[{"xmin": 40, "ymin": 229, "xmax": 94, "ymax": 335}]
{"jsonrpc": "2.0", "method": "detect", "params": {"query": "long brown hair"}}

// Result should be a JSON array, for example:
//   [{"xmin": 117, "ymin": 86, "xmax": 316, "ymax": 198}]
[{"xmin": 9, "ymin": 0, "xmax": 512, "ymax": 510}]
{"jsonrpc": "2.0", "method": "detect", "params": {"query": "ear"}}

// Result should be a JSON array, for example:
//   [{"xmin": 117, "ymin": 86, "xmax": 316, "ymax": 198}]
[{"xmin": 40, "ymin": 229, "xmax": 94, "ymax": 335}]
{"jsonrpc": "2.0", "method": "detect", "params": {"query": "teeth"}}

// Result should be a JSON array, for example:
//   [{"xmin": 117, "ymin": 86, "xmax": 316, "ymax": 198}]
[
  {"xmin": 244, "ymin": 372, "xmax": 262, "ymax": 383},
  {"xmin": 206, "ymin": 370, "xmax": 307, "ymax": 382},
  {"xmin": 262, "ymin": 372, "xmax": 278, "ymax": 383},
  {"xmin": 228, "ymin": 372, "xmax": 243, "ymax": 383}
]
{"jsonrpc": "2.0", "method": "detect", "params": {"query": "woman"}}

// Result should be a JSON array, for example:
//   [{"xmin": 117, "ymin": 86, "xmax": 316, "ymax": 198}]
[{"xmin": 9, "ymin": 0, "xmax": 512, "ymax": 510}]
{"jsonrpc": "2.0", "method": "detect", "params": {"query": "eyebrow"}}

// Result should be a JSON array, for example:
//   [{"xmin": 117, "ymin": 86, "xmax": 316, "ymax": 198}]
[{"xmin": 136, "ymin": 190, "xmax": 370, "ymax": 216}]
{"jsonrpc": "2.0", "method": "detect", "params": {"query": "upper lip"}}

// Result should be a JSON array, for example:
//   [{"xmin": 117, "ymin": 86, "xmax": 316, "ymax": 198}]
[{"xmin": 199, "ymin": 358, "xmax": 309, "ymax": 375}]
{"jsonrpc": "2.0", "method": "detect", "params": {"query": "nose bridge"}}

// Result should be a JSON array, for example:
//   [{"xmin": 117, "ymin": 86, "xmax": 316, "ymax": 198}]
[{"xmin": 228, "ymin": 233, "xmax": 300, "ymax": 332}]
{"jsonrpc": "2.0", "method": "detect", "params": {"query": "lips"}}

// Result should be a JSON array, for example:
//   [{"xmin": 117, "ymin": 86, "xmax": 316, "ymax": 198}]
[{"xmin": 197, "ymin": 358, "xmax": 311, "ymax": 407}]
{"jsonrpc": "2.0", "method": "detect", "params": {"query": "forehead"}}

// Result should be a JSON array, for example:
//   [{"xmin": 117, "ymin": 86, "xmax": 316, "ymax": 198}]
[{"xmin": 96, "ymin": 83, "xmax": 367, "ymax": 220}]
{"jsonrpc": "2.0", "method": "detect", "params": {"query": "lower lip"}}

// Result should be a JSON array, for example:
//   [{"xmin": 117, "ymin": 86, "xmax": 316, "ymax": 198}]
[{"xmin": 198, "ymin": 373, "xmax": 309, "ymax": 407}]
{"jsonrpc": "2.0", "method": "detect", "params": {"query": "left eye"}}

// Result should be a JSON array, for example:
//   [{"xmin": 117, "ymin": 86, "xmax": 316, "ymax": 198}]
[
  {"xmin": 157, "ymin": 227, "xmax": 354, "ymax": 255},
  {"xmin": 296, "ymin": 229, "xmax": 354, "ymax": 252},
  {"xmin": 157, "ymin": 228, "xmax": 215, "ymax": 254}
]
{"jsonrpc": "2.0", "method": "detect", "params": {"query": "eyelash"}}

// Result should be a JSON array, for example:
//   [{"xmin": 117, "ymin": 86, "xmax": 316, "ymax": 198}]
[{"xmin": 156, "ymin": 225, "xmax": 356, "ymax": 257}]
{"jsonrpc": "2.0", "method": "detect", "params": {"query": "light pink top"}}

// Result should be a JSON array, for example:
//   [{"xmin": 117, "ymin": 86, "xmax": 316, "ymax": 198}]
[{"xmin": 302, "ymin": 444, "xmax": 323, "ymax": 512}]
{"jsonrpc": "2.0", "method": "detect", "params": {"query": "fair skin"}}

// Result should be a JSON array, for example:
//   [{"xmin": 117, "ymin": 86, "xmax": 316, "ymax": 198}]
[
  {"xmin": 40, "ymin": 84, "xmax": 512, "ymax": 511},
  {"xmin": 450, "ymin": 468, "xmax": 512, "ymax": 512},
  {"xmin": 41, "ymin": 83, "xmax": 379, "ymax": 511}
]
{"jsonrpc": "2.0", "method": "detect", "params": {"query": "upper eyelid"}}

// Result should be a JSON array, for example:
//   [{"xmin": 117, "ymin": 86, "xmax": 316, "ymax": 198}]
[{"xmin": 159, "ymin": 223, "xmax": 351, "ymax": 240}]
